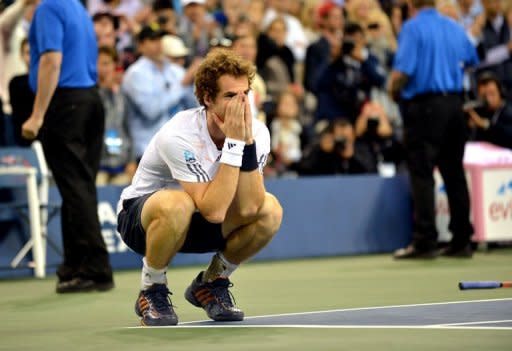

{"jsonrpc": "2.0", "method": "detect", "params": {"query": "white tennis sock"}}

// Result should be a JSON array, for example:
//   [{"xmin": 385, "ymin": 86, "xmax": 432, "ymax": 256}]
[
  {"xmin": 203, "ymin": 252, "xmax": 239, "ymax": 282},
  {"xmin": 141, "ymin": 257, "xmax": 167, "ymax": 290}
]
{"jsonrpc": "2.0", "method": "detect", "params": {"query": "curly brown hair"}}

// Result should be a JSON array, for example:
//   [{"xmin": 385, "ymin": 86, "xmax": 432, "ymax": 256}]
[{"xmin": 194, "ymin": 49, "xmax": 256, "ymax": 107}]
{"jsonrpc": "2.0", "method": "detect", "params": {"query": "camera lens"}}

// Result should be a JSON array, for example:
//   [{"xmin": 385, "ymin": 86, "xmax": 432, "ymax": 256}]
[
  {"xmin": 157, "ymin": 15, "xmax": 169, "ymax": 25},
  {"xmin": 367, "ymin": 117, "xmax": 380, "ymax": 135},
  {"xmin": 341, "ymin": 40, "xmax": 355, "ymax": 55},
  {"xmin": 334, "ymin": 137, "xmax": 347, "ymax": 152}
]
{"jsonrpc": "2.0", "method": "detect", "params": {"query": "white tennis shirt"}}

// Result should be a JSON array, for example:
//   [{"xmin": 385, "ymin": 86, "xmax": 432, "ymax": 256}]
[{"xmin": 117, "ymin": 107, "xmax": 270, "ymax": 213}]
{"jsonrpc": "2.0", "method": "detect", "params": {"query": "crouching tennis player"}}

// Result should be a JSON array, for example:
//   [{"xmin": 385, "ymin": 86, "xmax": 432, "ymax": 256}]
[{"xmin": 117, "ymin": 49, "xmax": 283, "ymax": 326}]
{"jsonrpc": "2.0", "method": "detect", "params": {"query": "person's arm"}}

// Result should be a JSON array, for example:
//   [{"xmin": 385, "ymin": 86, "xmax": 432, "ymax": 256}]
[
  {"xmin": 466, "ymin": 13, "xmax": 486, "ymax": 46},
  {"xmin": 387, "ymin": 70, "xmax": 409, "ymax": 102},
  {"xmin": 181, "ymin": 57, "xmax": 202, "ymax": 86},
  {"xmin": 21, "ymin": 52, "xmax": 61, "ymax": 140},
  {"xmin": 180, "ymin": 165, "xmax": 241, "ymax": 223},
  {"xmin": 355, "ymin": 102, "xmax": 393, "ymax": 138},
  {"xmin": 21, "ymin": 1, "xmax": 64, "ymax": 140},
  {"xmin": 120, "ymin": 92, "xmax": 138, "ymax": 177},
  {"xmin": 0, "ymin": 0, "xmax": 28, "ymax": 30},
  {"xmin": 355, "ymin": 103, "xmax": 370, "ymax": 137},
  {"xmin": 462, "ymin": 27, "xmax": 480, "ymax": 68},
  {"xmin": 359, "ymin": 52, "xmax": 387, "ymax": 88},
  {"xmin": 176, "ymin": 94, "xmax": 247, "ymax": 223},
  {"xmin": 229, "ymin": 99, "xmax": 267, "ymax": 217},
  {"xmin": 374, "ymin": 102, "xmax": 393, "ymax": 137},
  {"xmin": 480, "ymin": 105, "xmax": 512, "ymax": 149},
  {"xmin": 387, "ymin": 22, "xmax": 416, "ymax": 101}
]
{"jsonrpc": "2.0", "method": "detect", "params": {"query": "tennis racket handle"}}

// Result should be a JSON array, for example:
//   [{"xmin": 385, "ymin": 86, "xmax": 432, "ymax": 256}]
[{"xmin": 459, "ymin": 281, "xmax": 502, "ymax": 290}]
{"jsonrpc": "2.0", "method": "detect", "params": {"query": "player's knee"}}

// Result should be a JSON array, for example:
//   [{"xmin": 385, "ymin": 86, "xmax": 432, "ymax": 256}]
[
  {"xmin": 237, "ymin": 204, "xmax": 261, "ymax": 220},
  {"xmin": 152, "ymin": 192, "xmax": 195, "ymax": 231},
  {"xmin": 259, "ymin": 193, "xmax": 283, "ymax": 238}
]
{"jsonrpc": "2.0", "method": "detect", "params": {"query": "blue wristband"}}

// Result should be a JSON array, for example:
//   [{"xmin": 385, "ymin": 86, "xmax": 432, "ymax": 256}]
[{"xmin": 241, "ymin": 143, "xmax": 258, "ymax": 172}]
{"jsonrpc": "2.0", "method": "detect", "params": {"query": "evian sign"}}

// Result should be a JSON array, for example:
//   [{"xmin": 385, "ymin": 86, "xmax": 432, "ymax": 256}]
[
  {"xmin": 483, "ymin": 170, "xmax": 512, "ymax": 240},
  {"xmin": 435, "ymin": 142, "xmax": 512, "ymax": 243}
]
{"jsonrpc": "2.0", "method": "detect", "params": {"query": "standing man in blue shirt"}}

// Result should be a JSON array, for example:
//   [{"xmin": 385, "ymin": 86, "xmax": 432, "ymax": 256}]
[
  {"xmin": 388, "ymin": 0, "xmax": 479, "ymax": 259},
  {"xmin": 22, "ymin": 0, "xmax": 114, "ymax": 292}
]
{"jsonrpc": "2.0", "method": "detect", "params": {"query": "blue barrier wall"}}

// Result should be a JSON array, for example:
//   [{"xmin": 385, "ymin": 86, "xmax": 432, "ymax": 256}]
[{"xmin": 0, "ymin": 175, "xmax": 412, "ymax": 279}]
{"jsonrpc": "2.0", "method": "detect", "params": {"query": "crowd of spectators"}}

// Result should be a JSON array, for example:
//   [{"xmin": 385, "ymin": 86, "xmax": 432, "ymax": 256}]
[{"xmin": 1, "ymin": 0, "xmax": 511, "ymax": 183}]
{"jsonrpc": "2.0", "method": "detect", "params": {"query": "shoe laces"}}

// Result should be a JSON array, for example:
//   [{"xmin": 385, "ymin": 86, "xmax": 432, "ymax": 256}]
[
  {"xmin": 145, "ymin": 284, "xmax": 174, "ymax": 313},
  {"xmin": 209, "ymin": 279, "xmax": 237, "ymax": 308}
]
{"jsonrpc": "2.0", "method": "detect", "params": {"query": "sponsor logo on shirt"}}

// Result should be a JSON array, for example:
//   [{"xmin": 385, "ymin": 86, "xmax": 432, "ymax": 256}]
[{"xmin": 184, "ymin": 150, "xmax": 197, "ymax": 164}]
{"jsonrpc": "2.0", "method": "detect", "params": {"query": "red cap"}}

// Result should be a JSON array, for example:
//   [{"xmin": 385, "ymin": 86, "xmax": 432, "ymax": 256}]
[{"xmin": 317, "ymin": 1, "xmax": 338, "ymax": 18}]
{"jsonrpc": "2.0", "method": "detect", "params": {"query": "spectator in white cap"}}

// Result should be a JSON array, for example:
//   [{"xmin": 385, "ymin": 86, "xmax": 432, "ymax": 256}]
[{"xmin": 162, "ymin": 34, "xmax": 190, "ymax": 66}]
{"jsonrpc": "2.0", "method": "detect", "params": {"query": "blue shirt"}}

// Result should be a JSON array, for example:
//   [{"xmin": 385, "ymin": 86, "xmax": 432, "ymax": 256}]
[
  {"xmin": 122, "ymin": 57, "xmax": 187, "ymax": 157},
  {"xmin": 29, "ymin": 0, "xmax": 98, "ymax": 91},
  {"xmin": 393, "ymin": 9, "xmax": 479, "ymax": 100}
]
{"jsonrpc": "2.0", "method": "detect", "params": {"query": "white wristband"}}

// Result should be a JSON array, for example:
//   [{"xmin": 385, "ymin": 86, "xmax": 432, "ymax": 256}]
[{"xmin": 219, "ymin": 138, "xmax": 246, "ymax": 167}]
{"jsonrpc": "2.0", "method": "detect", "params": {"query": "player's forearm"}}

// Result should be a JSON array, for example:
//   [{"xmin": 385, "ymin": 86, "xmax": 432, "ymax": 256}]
[
  {"xmin": 32, "ymin": 52, "xmax": 62, "ymax": 120},
  {"xmin": 195, "ymin": 164, "xmax": 240, "ymax": 223},
  {"xmin": 232, "ymin": 171, "xmax": 266, "ymax": 217}
]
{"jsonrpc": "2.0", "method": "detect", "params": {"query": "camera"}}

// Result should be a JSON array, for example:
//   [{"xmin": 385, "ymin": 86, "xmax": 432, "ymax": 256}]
[
  {"xmin": 366, "ymin": 116, "xmax": 380, "ymax": 136},
  {"xmin": 334, "ymin": 136, "xmax": 347, "ymax": 153},
  {"xmin": 157, "ymin": 15, "xmax": 170, "ymax": 25},
  {"xmin": 341, "ymin": 39, "xmax": 356, "ymax": 55},
  {"xmin": 462, "ymin": 98, "xmax": 487, "ymax": 112}
]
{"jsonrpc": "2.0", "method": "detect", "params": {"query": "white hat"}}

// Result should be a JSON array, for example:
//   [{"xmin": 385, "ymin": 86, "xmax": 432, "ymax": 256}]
[
  {"xmin": 162, "ymin": 35, "xmax": 190, "ymax": 58},
  {"xmin": 181, "ymin": 0, "xmax": 205, "ymax": 7}
]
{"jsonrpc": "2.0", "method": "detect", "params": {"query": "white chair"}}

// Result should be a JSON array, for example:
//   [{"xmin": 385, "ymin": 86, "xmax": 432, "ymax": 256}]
[{"xmin": 0, "ymin": 141, "xmax": 61, "ymax": 277}]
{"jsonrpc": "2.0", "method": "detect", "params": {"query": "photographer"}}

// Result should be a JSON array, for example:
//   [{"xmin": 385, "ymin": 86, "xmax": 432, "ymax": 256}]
[
  {"xmin": 355, "ymin": 101, "xmax": 404, "ymax": 173},
  {"xmin": 467, "ymin": 72, "xmax": 512, "ymax": 149},
  {"xmin": 298, "ymin": 119, "xmax": 376, "ymax": 175},
  {"xmin": 313, "ymin": 22, "xmax": 387, "ymax": 123},
  {"xmin": 355, "ymin": 101, "xmax": 393, "ymax": 138},
  {"xmin": 297, "ymin": 125, "xmax": 341, "ymax": 176},
  {"xmin": 151, "ymin": 0, "xmax": 178, "ymax": 36},
  {"xmin": 332, "ymin": 118, "xmax": 378, "ymax": 174}
]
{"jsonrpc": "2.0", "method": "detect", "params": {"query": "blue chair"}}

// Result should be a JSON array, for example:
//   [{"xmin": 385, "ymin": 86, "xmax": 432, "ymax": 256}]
[{"xmin": 0, "ymin": 141, "xmax": 61, "ymax": 277}]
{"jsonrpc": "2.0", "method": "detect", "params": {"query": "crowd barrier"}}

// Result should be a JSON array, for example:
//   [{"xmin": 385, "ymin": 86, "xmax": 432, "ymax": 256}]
[{"xmin": 0, "ymin": 175, "xmax": 413, "ymax": 279}]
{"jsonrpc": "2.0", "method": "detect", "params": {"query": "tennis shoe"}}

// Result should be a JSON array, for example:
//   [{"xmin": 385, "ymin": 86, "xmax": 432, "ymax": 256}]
[
  {"xmin": 185, "ymin": 272, "xmax": 244, "ymax": 321},
  {"xmin": 135, "ymin": 284, "xmax": 178, "ymax": 326}
]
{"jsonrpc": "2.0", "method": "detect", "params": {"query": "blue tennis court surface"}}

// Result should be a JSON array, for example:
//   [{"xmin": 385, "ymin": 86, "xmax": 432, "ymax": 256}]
[{"xmin": 128, "ymin": 298, "xmax": 512, "ymax": 330}]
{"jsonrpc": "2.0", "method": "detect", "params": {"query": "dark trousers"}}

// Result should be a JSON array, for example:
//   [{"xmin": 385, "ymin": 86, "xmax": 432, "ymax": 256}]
[
  {"xmin": 402, "ymin": 94, "xmax": 474, "ymax": 250},
  {"xmin": 39, "ymin": 87, "xmax": 113, "ymax": 283}
]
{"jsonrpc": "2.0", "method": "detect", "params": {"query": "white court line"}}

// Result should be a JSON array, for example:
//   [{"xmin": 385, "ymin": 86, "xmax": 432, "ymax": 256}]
[
  {"xmin": 123, "ymin": 298, "xmax": 512, "ymax": 330},
  {"xmin": 125, "ymin": 324, "xmax": 512, "ymax": 331},
  {"xmin": 438, "ymin": 319, "xmax": 512, "ymax": 327}
]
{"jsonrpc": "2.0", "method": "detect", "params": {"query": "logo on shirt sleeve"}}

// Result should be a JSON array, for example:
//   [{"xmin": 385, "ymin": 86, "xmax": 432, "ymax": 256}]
[
  {"xmin": 184, "ymin": 150, "xmax": 197, "ymax": 164},
  {"xmin": 184, "ymin": 150, "xmax": 211, "ymax": 182}
]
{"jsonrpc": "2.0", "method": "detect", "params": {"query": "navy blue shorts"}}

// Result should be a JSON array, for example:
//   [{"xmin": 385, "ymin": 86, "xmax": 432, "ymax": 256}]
[{"xmin": 117, "ymin": 193, "xmax": 227, "ymax": 256}]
